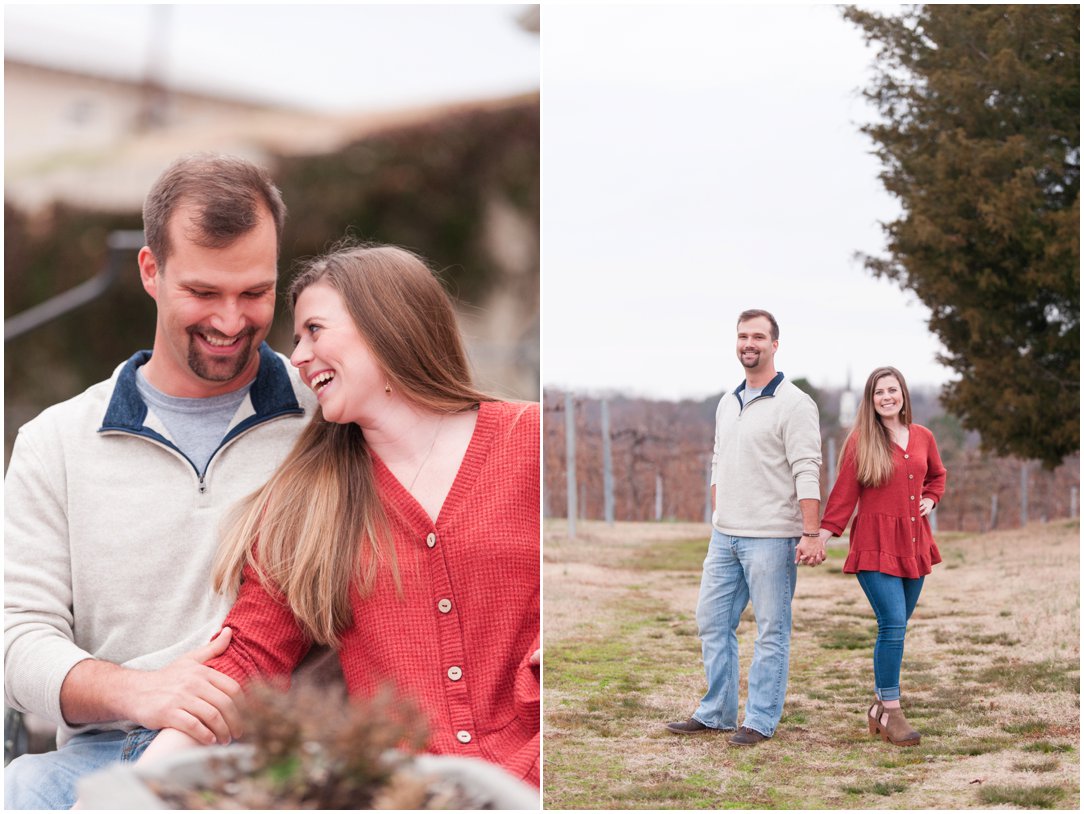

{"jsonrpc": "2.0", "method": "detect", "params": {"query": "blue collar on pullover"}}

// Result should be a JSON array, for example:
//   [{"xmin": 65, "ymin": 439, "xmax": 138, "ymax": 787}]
[
  {"xmin": 733, "ymin": 370, "xmax": 785, "ymax": 400},
  {"xmin": 99, "ymin": 342, "xmax": 302, "ymax": 434}
]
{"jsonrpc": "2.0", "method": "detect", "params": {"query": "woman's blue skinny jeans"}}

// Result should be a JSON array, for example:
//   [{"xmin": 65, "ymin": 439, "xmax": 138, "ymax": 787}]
[{"xmin": 855, "ymin": 570, "xmax": 924, "ymax": 702}]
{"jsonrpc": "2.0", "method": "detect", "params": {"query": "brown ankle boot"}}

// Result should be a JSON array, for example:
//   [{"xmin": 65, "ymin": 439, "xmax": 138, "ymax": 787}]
[
  {"xmin": 867, "ymin": 699, "xmax": 883, "ymax": 734},
  {"xmin": 868, "ymin": 701, "xmax": 920, "ymax": 746}
]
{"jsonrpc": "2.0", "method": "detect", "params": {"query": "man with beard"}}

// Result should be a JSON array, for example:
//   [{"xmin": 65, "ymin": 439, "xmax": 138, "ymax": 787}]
[
  {"xmin": 666, "ymin": 309, "xmax": 822, "ymax": 746},
  {"xmin": 4, "ymin": 154, "xmax": 316, "ymax": 808}
]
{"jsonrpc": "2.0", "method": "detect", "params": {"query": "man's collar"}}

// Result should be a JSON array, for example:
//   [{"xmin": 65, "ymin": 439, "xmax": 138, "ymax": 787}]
[
  {"xmin": 100, "ymin": 342, "xmax": 299, "ymax": 431},
  {"xmin": 733, "ymin": 371, "xmax": 785, "ymax": 396}
]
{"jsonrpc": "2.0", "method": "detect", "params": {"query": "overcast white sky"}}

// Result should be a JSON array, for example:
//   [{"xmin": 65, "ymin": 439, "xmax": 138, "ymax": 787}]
[
  {"xmin": 4, "ymin": 4, "xmax": 539, "ymax": 112},
  {"xmin": 541, "ymin": 4, "xmax": 953, "ymax": 399},
  {"xmin": 5, "ymin": 4, "xmax": 954, "ymax": 399}
]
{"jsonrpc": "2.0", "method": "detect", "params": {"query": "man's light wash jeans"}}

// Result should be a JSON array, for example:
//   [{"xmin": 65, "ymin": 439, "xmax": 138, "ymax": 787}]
[
  {"xmin": 692, "ymin": 530, "xmax": 797, "ymax": 737},
  {"xmin": 4, "ymin": 727, "xmax": 158, "ymax": 809}
]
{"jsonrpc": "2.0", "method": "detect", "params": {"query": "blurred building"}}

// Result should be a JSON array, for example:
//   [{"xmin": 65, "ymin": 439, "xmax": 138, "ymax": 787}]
[
  {"xmin": 6, "ymin": 57, "xmax": 520, "ymax": 212},
  {"xmin": 6, "ymin": 57, "xmax": 295, "ymax": 212}
]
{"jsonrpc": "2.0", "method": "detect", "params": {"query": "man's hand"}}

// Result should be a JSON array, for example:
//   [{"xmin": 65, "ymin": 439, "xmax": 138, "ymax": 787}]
[
  {"xmin": 795, "ymin": 535, "xmax": 826, "ymax": 567},
  {"xmin": 529, "ymin": 648, "xmax": 541, "ymax": 666},
  {"xmin": 121, "ymin": 628, "xmax": 244, "ymax": 746},
  {"xmin": 60, "ymin": 627, "xmax": 244, "ymax": 746}
]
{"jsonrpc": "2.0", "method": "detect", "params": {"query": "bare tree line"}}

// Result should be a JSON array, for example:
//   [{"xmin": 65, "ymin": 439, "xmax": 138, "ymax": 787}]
[{"xmin": 544, "ymin": 389, "xmax": 1080, "ymax": 534}]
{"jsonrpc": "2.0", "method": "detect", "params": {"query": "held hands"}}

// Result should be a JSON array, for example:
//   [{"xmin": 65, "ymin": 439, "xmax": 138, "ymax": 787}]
[
  {"xmin": 919, "ymin": 497, "xmax": 935, "ymax": 517},
  {"xmin": 795, "ymin": 532, "xmax": 827, "ymax": 567},
  {"xmin": 121, "ymin": 627, "xmax": 244, "ymax": 746}
]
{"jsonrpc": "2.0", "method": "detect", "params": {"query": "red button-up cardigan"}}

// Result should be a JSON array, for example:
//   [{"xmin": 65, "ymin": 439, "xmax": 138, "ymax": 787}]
[
  {"xmin": 821, "ymin": 423, "xmax": 947, "ymax": 578},
  {"xmin": 205, "ymin": 401, "xmax": 540, "ymax": 785}
]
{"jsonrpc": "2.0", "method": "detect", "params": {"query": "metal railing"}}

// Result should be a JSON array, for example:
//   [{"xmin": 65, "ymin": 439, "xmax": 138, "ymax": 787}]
[{"xmin": 5, "ymin": 230, "xmax": 144, "ymax": 343}]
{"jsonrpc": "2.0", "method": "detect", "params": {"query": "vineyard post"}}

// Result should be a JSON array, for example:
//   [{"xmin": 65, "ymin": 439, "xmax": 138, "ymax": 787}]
[
  {"xmin": 565, "ymin": 392, "xmax": 577, "ymax": 539},
  {"xmin": 1020, "ymin": 461, "xmax": 1029, "ymax": 527},
  {"xmin": 704, "ymin": 458, "xmax": 712, "ymax": 524},
  {"xmin": 601, "ymin": 399, "xmax": 615, "ymax": 525},
  {"xmin": 655, "ymin": 473, "xmax": 663, "ymax": 521}
]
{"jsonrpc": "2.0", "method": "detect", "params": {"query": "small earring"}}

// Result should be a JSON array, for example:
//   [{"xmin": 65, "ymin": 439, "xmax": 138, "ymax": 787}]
[{"xmin": 385, "ymin": 382, "xmax": 392, "ymax": 394}]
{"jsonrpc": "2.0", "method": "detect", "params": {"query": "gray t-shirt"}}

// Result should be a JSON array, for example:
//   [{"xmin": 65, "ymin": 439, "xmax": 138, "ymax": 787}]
[
  {"xmin": 136, "ymin": 368, "xmax": 253, "ymax": 475},
  {"xmin": 740, "ymin": 383, "xmax": 765, "ymax": 408}
]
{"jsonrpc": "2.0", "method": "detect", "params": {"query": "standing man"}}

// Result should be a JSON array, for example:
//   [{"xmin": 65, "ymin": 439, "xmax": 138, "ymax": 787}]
[
  {"xmin": 667, "ymin": 309, "xmax": 823, "ymax": 746},
  {"xmin": 4, "ymin": 154, "xmax": 316, "ymax": 808}
]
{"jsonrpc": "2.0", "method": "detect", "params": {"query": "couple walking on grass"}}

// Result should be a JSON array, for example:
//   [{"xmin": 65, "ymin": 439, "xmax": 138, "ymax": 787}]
[{"xmin": 666, "ymin": 309, "xmax": 946, "ymax": 748}]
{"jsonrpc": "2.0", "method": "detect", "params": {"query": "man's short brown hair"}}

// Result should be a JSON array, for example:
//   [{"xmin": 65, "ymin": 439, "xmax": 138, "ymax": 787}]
[
  {"xmin": 736, "ymin": 309, "xmax": 779, "ymax": 340},
  {"xmin": 142, "ymin": 153, "xmax": 287, "ymax": 267}
]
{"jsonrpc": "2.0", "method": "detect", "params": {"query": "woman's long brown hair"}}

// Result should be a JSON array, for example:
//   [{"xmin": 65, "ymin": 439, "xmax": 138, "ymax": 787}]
[
  {"xmin": 212, "ymin": 244, "xmax": 492, "ymax": 646},
  {"xmin": 840, "ymin": 366, "xmax": 913, "ymax": 488}
]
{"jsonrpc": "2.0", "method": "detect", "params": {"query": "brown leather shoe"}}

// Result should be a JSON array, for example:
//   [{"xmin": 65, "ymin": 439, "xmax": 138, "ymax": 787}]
[
  {"xmin": 665, "ymin": 717, "xmax": 718, "ymax": 734},
  {"xmin": 728, "ymin": 726, "xmax": 769, "ymax": 747},
  {"xmin": 868, "ymin": 700, "xmax": 921, "ymax": 746}
]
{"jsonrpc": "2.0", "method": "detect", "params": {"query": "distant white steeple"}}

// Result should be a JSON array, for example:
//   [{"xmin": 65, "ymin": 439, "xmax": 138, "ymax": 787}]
[{"xmin": 839, "ymin": 366, "xmax": 857, "ymax": 428}]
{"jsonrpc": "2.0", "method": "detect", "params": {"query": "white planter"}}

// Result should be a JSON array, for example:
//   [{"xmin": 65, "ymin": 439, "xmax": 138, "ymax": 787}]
[{"xmin": 77, "ymin": 744, "xmax": 539, "ymax": 810}]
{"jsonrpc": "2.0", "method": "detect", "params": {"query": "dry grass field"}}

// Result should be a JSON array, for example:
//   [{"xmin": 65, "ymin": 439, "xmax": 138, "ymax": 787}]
[{"xmin": 542, "ymin": 519, "xmax": 1080, "ymax": 809}]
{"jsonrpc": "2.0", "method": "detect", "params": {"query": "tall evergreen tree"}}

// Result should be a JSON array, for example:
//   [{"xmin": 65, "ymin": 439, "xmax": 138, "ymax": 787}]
[{"xmin": 844, "ymin": 5, "xmax": 1079, "ymax": 467}]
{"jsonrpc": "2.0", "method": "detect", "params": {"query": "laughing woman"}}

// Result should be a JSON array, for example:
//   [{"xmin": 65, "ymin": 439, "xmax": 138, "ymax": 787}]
[
  {"xmin": 139, "ymin": 243, "xmax": 540, "ymax": 784},
  {"xmin": 817, "ymin": 366, "xmax": 946, "ymax": 747}
]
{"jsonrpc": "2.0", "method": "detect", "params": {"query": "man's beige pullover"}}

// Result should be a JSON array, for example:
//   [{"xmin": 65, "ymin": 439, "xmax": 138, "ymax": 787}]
[
  {"xmin": 4, "ymin": 346, "xmax": 314, "ymax": 745},
  {"xmin": 710, "ymin": 372, "xmax": 822, "ymax": 538}
]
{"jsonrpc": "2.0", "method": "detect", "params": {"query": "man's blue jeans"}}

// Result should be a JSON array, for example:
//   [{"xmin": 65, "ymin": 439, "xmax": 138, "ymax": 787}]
[
  {"xmin": 855, "ymin": 570, "xmax": 925, "ymax": 702},
  {"xmin": 692, "ymin": 530, "xmax": 797, "ymax": 737},
  {"xmin": 4, "ymin": 727, "xmax": 159, "ymax": 809}
]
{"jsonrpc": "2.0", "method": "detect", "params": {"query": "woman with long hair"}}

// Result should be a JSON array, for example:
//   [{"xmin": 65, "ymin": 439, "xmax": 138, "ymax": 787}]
[
  {"xmin": 817, "ymin": 366, "xmax": 945, "ymax": 747},
  {"xmin": 138, "ymin": 243, "xmax": 540, "ymax": 784}
]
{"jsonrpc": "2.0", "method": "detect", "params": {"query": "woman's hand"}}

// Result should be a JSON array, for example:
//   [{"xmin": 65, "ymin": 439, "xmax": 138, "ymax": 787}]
[
  {"xmin": 136, "ymin": 727, "xmax": 203, "ymax": 766},
  {"xmin": 919, "ymin": 497, "xmax": 935, "ymax": 517},
  {"xmin": 72, "ymin": 728, "xmax": 205, "ymax": 808}
]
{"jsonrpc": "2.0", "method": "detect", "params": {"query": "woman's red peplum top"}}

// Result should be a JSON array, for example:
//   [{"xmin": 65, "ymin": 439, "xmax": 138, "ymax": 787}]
[
  {"xmin": 821, "ymin": 423, "xmax": 947, "ymax": 578},
  {"xmin": 205, "ymin": 400, "xmax": 540, "ymax": 786}
]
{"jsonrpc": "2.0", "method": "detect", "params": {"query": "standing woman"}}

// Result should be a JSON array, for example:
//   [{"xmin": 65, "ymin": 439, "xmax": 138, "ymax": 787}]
[
  {"xmin": 817, "ymin": 366, "xmax": 946, "ymax": 746},
  {"xmin": 137, "ymin": 243, "xmax": 540, "ymax": 785}
]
